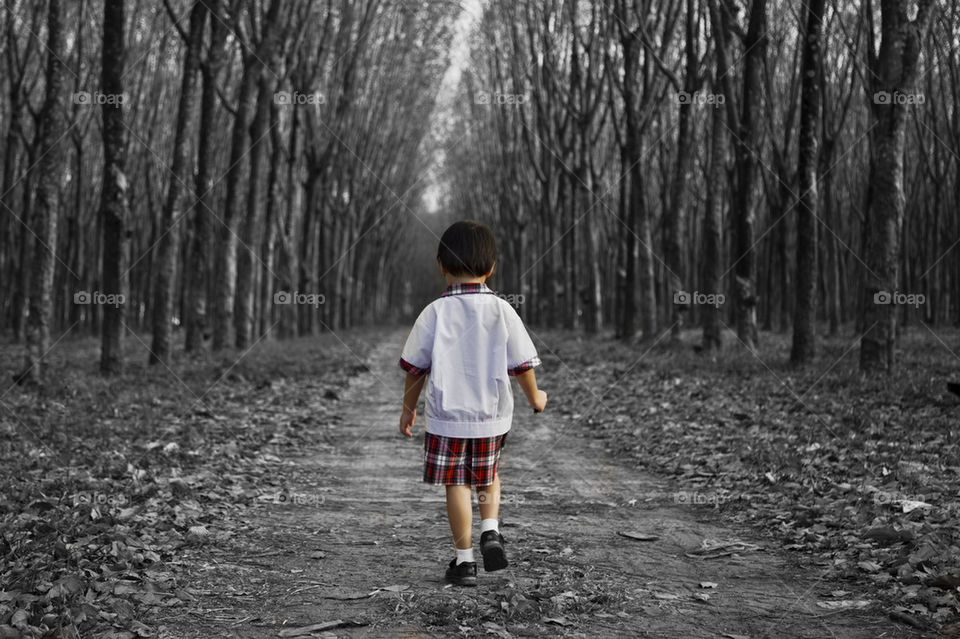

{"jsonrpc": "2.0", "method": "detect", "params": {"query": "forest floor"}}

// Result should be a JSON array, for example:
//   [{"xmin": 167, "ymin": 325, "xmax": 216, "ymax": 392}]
[{"xmin": 0, "ymin": 325, "xmax": 958, "ymax": 638}]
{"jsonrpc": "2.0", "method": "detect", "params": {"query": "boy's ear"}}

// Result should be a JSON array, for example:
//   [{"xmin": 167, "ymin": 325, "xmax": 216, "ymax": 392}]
[
  {"xmin": 486, "ymin": 263, "xmax": 495, "ymax": 278},
  {"xmin": 437, "ymin": 257, "xmax": 446, "ymax": 275}
]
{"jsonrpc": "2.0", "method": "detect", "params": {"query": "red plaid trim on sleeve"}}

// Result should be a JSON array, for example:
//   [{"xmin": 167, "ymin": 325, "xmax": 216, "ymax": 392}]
[
  {"xmin": 399, "ymin": 358, "xmax": 429, "ymax": 376},
  {"xmin": 507, "ymin": 356, "xmax": 541, "ymax": 376}
]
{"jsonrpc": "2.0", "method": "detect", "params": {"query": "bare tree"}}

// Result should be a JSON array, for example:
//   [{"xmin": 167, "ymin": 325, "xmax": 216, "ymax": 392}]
[
  {"xmin": 790, "ymin": 0, "xmax": 827, "ymax": 364},
  {"xmin": 859, "ymin": 0, "xmax": 935, "ymax": 372},
  {"xmin": 184, "ymin": 0, "xmax": 227, "ymax": 353},
  {"xmin": 731, "ymin": 0, "xmax": 768, "ymax": 350},
  {"xmin": 18, "ymin": 0, "xmax": 68, "ymax": 385},
  {"xmin": 99, "ymin": 0, "xmax": 130, "ymax": 374},
  {"xmin": 664, "ymin": 0, "xmax": 702, "ymax": 340},
  {"xmin": 213, "ymin": 0, "xmax": 284, "ymax": 351},
  {"xmin": 151, "ymin": 0, "xmax": 208, "ymax": 364},
  {"xmin": 702, "ymin": 0, "xmax": 730, "ymax": 353}
]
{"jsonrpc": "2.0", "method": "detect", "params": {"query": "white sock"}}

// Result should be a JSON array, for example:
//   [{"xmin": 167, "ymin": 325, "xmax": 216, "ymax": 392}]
[
  {"xmin": 455, "ymin": 547, "xmax": 475, "ymax": 565},
  {"xmin": 480, "ymin": 518, "xmax": 499, "ymax": 534}
]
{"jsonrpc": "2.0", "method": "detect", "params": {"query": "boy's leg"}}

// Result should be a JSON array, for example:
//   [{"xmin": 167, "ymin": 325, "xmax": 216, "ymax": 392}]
[
  {"xmin": 444, "ymin": 484, "xmax": 477, "ymax": 586},
  {"xmin": 477, "ymin": 472, "xmax": 501, "ymax": 522},
  {"xmin": 445, "ymin": 485, "xmax": 473, "ymax": 552},
  {"xmin": 477, "ymin": 473, "xmax": 508, "ymax": 571}
]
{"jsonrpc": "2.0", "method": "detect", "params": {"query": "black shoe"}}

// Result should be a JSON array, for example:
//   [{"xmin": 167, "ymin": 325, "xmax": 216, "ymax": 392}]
[
  {"xmin": 480, "ymin": 531, "xmax": 509, "ymax": 572},
  {"xmin": 445, "ymin": 559, "xmax": 477, "ymax": 586}
]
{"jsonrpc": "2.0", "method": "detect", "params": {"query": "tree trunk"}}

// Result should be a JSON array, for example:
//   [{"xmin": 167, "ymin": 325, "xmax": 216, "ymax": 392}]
[
  {"xmin": 633, "ymin": 141, "xmax": 657, "ymax": 340},
  {"xmin": 617, "ymin": 148, "xmax": 637, "ymax": 339},
  {"xmin": 99, "ymin": 0, "xmax": 131, "ymax": 374},
  {"xmin": 578, "ymin": 165, "xmax": 601, "ymax": 334},
  {"xmin": 732, "ymin": 0, "xmax": 767, "ymax": 350},
  {"xmin": 0, "ymin": 93, "xmax": 23, "ymax": 334},
  {"xmin": 259, "ymin": 99, "xmax": 283, "ymax": 340},
  {"xmin": 859, "ymin": 0, "xmax": 935, "ymax": 372},
  {"xmin": 790, "ymin": 0, "xmax": 826, "ymax": 364},
  {"xmin": 702, "ymin": 0, "xmax": 729, "ymax": 353},
  {"xmin": 185, "ymin": 0, "xmax": 225, "ymax": 353},
  {"xmin": 276, "ymin": 108, "xmax": 301, "ymax": 339},
  {"xmin": 150, "ymin": 0, "xmax": 206, "ymax": 364},
  {"xmin": 665, "ymin": 0, "xmax": 698, "ymax": 340},
  {"xmin": 214, "ymin": 62, "xmax": 260, "ymax": 350},
  {"xmin": 20, "ymin": 0, "xmax": 67, "ymax": 385},
  {"xmin": 213, "ymin": 0, "xmax": 284, "ymax": 350},
  {"xmin": 235, "ymin": 71, "xmax": 274, "ymax": 348}
]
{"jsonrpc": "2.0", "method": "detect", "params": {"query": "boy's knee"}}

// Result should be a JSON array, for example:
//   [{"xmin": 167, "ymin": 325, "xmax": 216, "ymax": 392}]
[{"xmin": 475, "ymin": 476, "xmax": 498, "ymax": 492}]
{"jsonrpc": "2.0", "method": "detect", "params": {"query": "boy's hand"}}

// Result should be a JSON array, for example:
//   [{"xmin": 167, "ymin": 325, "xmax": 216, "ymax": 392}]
[
  {"xmin": 399, "ymin": 407, "xmax": 416, "ymax": 437},
  {"xmin": 531, "ymin": 390, "xmax": 547, "ymax": 413}
]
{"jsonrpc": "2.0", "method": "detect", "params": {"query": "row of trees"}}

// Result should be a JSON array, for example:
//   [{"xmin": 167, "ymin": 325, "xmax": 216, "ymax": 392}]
[
  {"xmin": 0, "ymin": 0, "xmax": 950, "ymax": 381},
  {"xmin": 0, "ymin": 0, "xmax": 457, "ymax": 380},
  {"xmin": 442, "ymin": 0, "xmax": 947, "ymax": 371}
]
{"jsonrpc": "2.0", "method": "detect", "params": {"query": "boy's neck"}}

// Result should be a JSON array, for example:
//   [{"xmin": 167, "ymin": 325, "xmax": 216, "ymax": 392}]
[{"xmin": 445, "ymin": 275, "xmax": 487, "ymax": 286}]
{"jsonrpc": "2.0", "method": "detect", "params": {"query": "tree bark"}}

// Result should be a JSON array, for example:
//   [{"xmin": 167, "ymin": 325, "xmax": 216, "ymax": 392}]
[
  {"xmin": 235, "ymin": 70, "xmax": 275, "ymax": 348},
  {"xmin": 732, "ymin": 0, "xmax": 768, "ymax": 350},
  {"xmin": 151, "ymin": 0, "xmax": 207, "ymax": 364},
  {"xmin": 185, "ymin": 0, "xmax": 225, "ymax": 353},
  {"xmin": 790, "ymin": 0, "xmax": 826, "ymax": 364},
  {"xmin": 859, "ymin": 0, "xmax": 935, "ymax": 372},
  {"xmin": 213, "ymin": 0, "xmax": 283, "ymax": 351},
  {"xmin": 214, "ymin": 46, "xmax": 262, "ymax": 349},
  {"xmin": 665, "ymin": 0, "xmax": 699, "ymax": 340},
  {"xmin": 258, "ymin": 99, "xmax": 283, "ymax": 340},
  {"xmin": 99, "ymin": 0, "xmax": 131, "ymax": 374},
  {"xmin": 616, "ymin": 147, "xmax": 637, "ymax": 339},
  {"xmin": 20, "ymin": 0, "xmax": 67, "ymax": 385},
  {"xmin": 702, "ymin": 0, "xmax": 729, "ymax": 353}
]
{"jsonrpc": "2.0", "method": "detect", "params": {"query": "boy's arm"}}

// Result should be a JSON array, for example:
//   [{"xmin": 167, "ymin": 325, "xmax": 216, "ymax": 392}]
[
  {"xmin": 514, "ymin": 369, "xmax": 547, "ymax": 413},
  {"xmin": 399, "ymin": 372, "xmax": 427, "ymax": 437}
]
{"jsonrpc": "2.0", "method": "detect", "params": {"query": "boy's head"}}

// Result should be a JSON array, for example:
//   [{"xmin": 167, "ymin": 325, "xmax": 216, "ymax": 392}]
[{"xmin": 437, "ymin": 220, "xmax": 497, "ymax": 278}]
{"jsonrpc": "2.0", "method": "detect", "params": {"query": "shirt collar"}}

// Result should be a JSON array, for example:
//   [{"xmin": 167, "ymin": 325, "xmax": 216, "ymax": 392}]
[{"xmin": 441, "ymin": 282, "xmax": 495, "ymax": 297}]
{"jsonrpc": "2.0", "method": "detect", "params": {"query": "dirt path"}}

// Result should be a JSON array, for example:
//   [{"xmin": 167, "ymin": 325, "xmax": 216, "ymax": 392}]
[{"xmin": 155, "ymin": 332, "xmax": 924, "ymax": 638}]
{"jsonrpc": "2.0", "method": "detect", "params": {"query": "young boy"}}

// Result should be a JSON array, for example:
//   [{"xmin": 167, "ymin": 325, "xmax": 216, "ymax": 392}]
[{"xmin": 398, "ymin": 220, "xmax": 547, "ymax": 587}]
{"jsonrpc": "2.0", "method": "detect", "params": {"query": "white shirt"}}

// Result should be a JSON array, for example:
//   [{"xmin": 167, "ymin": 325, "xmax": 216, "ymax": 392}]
[{"xmin": 399, "ymin": 283, "xmax": 540, "ymax": 438}]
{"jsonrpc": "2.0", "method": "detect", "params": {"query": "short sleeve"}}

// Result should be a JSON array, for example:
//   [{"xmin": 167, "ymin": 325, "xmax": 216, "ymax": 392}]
[
  {"xmin": 399, "ymin": 306, "xmax": 436, "ymax": 376},
  {"xmin": 504, "ymin": 303, "xmax": 540, "ymax": 376}
]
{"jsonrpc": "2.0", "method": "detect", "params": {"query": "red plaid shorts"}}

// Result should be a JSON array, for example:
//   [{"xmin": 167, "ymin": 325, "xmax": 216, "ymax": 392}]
[{"xmin": 423, "ymin": 432, "xmax": 507, "ymax": 486}]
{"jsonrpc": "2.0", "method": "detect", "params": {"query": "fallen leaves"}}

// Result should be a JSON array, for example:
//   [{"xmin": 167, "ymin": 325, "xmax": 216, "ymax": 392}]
[
  {"xmin": 617, "ymin": 531, "xmax": 659, "ymax": 542},
  {"xmin": 320, "ymin": 585, "xmax": 408, "ymax": 600},
  {"xmin": 816, "ymin": 600, "xmax": 872, "ymax": 611},
  {"xmin": 542, "ymin": 616, "xmax": 573, "ymax": 626},
  {"xmin": 685, "ymin": 539, "xmax": 763, "ymax": 560},
  {"xmin": 0, "ymin": 336, "xmax": 369, "ymax": 637},
  {"xmin": 277, "ymin": 619, "xmax": 367, "ymax": 637},
  {"xmin": 546, "ymin": 328, "xmax": 960, "ymax": 631}
]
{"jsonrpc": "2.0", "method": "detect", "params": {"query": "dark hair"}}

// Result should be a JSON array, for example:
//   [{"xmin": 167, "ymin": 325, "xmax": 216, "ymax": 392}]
[{"xmin": 437, "ymin": 220, "xmax": 497, "ymax": 277}]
